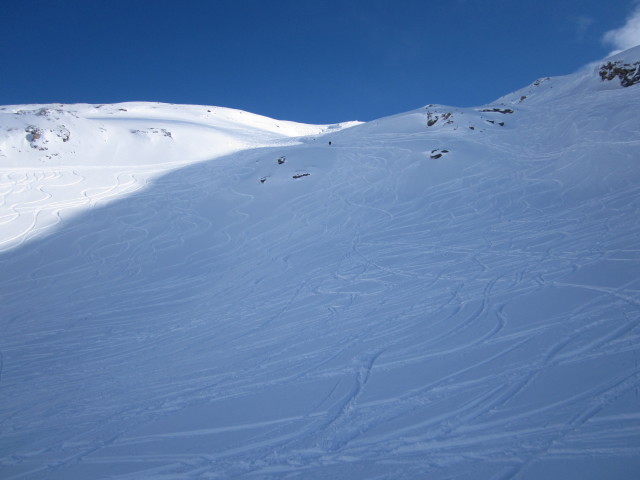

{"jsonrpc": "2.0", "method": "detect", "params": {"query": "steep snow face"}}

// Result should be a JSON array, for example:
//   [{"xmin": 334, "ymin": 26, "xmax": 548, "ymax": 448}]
[{"xmin": 1, "ymin": 48, "xmax": 640, "ymax": 480}]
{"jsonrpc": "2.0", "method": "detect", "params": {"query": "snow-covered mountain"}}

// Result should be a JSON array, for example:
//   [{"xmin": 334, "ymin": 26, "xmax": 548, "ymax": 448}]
[{"xmin": 1, "ymin": 47, "xmax": 639, "ymax": 479}]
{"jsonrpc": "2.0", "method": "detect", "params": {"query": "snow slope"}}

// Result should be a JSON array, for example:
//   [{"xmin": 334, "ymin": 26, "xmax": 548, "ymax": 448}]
[
  {"xmin": 1, "ymin": 47, "xmax": 640, "ymax": 479},
  {"xmin": 0, "ymin": 102, "xmax": 358, "ymax": 252}
]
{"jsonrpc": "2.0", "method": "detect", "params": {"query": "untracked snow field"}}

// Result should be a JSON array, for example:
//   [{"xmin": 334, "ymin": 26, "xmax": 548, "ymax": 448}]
[{"xmin": 1, "ymin": 49, "xmax": 640, "ymax": 479}]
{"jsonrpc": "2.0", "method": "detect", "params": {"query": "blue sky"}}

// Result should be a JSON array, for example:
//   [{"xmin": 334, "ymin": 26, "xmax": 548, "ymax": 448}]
[{"xmin": 2, "ymin": 0, "xmax": 639, "ymax": 124}]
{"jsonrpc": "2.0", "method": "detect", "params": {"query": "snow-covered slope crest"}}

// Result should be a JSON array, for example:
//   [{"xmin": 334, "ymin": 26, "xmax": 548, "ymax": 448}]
[
  {"xmin": 1, "ymin": 48, "xmax": 640, "ymax": 480},
  {"xmin": 494, "ymin": 44, "xmax": 640, "ymax": 106},
  {"xmin": 334, "ymin": 45, "xmax": 640, "ymax": 142},
  {"xmin": 0, "ymin": 101, "xmax": 358, "ymax": 168}
]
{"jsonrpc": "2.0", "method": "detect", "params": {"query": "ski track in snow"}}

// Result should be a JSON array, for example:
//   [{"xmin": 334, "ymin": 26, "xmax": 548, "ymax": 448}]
[
  {"xmin": 1, "ymin": 64, "xmax": 640, "ymax": 479},
  {"xmin": 0, "ymin": 168, "xmax": 159, "ymax": 253}
]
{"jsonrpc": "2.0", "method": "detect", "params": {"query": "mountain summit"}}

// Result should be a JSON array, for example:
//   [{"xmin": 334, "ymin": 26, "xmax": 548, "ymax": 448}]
[{"xmin": 1, "ymin": 47, "xmax": 639, "ymax": 480}]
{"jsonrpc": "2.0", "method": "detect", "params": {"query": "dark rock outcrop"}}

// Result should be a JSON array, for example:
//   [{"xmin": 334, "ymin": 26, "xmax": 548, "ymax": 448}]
[{"xmin": 599, "ymin": 61, "xmax": 640, "ymax": 87}]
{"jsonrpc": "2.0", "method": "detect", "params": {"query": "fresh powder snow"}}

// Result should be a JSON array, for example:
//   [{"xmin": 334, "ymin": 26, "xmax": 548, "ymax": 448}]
[{"xmin": 1, "ymin": 47, "xmax": 639, "ymax": 479}]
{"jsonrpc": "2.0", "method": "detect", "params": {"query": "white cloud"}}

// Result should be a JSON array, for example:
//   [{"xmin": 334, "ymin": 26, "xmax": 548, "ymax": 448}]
[
  {"xmin": 603, "ymin": 5, "xmax": 640, "ymax": 54},
  {"xmin": 573, "ymin": 15, "xmax": 594, "ymax": 40}
]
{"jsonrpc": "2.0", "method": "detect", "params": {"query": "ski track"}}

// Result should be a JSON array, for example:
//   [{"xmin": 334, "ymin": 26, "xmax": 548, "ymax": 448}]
[
  {"xmin": 0, "ymin": 167, "xmax": 160, "ymax": 253},
  {"xmin": 1, "ymin": 83, "xmax": 640, "ymax": 479}
]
